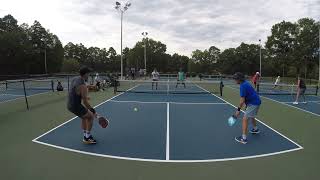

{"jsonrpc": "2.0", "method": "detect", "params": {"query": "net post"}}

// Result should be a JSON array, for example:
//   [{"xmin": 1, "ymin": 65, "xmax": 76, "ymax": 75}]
[
  {"xmin": 51, "ymin": 80, "xmax": 54, "ymax": 92},
  {"xmin": 22, "ymin": 80, "xmax": 29, "ymax": 110},
  {"xmin": 67, "ymin": 75, "xmax": 70, "ymax": 91},
  {"xmin": 113, "ymin": 79, "xmax": 118, "ymax": 94},
  {"xmin": 219, "ymin": 80, "xmax": 224, "ymax": 96},
  {"xmin": 5, "ymin": 80, "xmax": 8, "ymax": 90}
]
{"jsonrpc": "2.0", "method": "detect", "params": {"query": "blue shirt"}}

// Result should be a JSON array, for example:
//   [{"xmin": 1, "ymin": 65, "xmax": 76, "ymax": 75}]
[{"xmin": 240, "ymin": 81, "xmax": 261, "ymax": 106}]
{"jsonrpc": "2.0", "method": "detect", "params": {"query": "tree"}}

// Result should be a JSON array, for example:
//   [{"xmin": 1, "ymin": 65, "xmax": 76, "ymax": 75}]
[
  {"xmin": 0, "ymin": 15, "xmax": 32, "ymax": 74},
  {"xmin": 191, "ymin": 46, "xmax": 220, "ymax": 74},
  {"xmin": 266, "ymin": 21, "xmax": 298, "ymax": 77},
  {"xmin": 294, "ymin": 18, "xmax": 319, "ymax": 78},
  {"xmin": 127, "ymin": 38, "xmax": 167, "ymax": 73},
  {"xmin": 61, "ymin": 58, "xmax": 80, "ymax": 73}
]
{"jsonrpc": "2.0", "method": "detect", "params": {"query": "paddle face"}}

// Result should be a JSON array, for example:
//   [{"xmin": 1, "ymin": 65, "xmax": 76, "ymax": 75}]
[
  {"xmin": 228, "ymin": 115, "xmax": 237, "ymax": 126},
  {"xmin": 98, "ymin": 116, "xmax": 109, "ymax": 128}
]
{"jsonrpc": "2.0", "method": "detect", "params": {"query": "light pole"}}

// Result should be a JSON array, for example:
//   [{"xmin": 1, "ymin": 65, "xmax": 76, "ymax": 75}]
[
  {"xmin": 44, "ymin": 48, "xmax": 47, "ymax": 74},
  {"xmin": 142, "ymin": 32, "xmax": 148, "ymax": 75},
  {"xmin": 115, "ymin": 1, "xmax": 131, "ymax": 80},
  {"xmin": 40, "ymin": 38, "xmax": 48, "ymax": 74},
  {"xmin": 259, "ymin": 39, "xmax": 262, "ymax": 76},
  {"xmin": 318, "ymin": 28, "xmax": 320, "ymax": 83}
]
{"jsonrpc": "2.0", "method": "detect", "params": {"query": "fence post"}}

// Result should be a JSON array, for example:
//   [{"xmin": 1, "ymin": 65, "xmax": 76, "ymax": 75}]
[{"xmin": 22, "ymin": 80, "xmax": 29, "ymax": 110}]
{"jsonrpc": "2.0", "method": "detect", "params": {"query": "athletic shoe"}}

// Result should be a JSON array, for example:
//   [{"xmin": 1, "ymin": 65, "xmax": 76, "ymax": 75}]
[
  {"xmin": 235, "ymin": 136, "xmax": 248, "ymax": 144},
  {"xmin": 293, "ymin": 102, "xmax": 299, "ymax": 105},
  {"xmin": 83, "ymin": 135, "xmax": 97, "ymax": 144},
  {"xmin": 250, "ymin": 128, "xmax": 260, "ymax": 134}
]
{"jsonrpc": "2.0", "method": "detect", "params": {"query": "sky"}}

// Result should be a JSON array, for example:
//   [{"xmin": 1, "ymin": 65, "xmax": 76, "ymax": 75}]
[{"xmin": 0, "ymin": 0, "xmax": 319, "ymax": 56}]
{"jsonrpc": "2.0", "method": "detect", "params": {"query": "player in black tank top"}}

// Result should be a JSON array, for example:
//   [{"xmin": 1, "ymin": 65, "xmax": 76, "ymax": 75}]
[
  {"xmin": 293, "ymin": 77, "xmax": 306, "ymax": 105},
  {"xmin": 67, "ymin": 66, "xmax": 98, "ymax": 144}
]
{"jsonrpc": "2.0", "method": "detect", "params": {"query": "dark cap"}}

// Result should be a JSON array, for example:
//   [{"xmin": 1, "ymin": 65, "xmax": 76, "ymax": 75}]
[
  {"xmin": 79, "ymin": 66, "xmax": 92, "ymax": 76},
  {"xmin": 233, "ymin": 72, "xmax": 245, "ymax": 81}
]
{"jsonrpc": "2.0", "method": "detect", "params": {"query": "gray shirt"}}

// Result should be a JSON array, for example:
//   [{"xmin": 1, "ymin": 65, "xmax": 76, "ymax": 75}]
[{"xmin": 67, "ymin": 76, "xmax": 85, "ymax": 109}]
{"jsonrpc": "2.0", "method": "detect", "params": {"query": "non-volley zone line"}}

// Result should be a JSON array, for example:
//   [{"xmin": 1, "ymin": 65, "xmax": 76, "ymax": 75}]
[
  {"xmin": 0, "ymin": 93, "xmax": 24, "ymax": 97},
  {"xmin": 281, "ymin": 100, "xmax": 320, "ymax": 104},
  {"xmin": 109, "ymin": 100, "xmax": 228, "ymax": 105}
]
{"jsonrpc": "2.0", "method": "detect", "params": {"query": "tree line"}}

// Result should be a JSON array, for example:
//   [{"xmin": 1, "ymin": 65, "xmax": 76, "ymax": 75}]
[{"xmin": 0, "ymin": 14, "xmax": 319, "ymax": 79}]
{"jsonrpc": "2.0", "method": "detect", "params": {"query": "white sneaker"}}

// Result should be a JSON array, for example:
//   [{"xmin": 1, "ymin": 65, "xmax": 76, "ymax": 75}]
[{"xmin": 293, "ymin": 102, "xmax": 299, "ymax": 105}]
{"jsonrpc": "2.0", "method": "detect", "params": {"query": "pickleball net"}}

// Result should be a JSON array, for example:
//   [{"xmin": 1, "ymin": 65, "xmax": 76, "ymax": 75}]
[
  {"xmin": 114, "ymin": 79, "xmax": 224, "ymax": 96},
  {"xmin": 5, "ymin": 79, "xmax": 55, "ymax": 91},
  {"xmin": 257, "ymin": 83, "xmax": 319, "ymax": 95}
]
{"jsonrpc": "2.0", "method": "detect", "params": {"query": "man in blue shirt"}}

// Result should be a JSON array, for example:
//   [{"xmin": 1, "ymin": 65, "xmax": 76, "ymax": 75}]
[{"xmin": 233, "ymin": 72, "xmax": 261, "ymax": 144}]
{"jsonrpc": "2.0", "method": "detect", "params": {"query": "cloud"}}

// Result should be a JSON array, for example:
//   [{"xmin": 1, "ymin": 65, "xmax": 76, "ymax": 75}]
[{"xmin": 0, "ymin": 0, "xmax": 319, "ymax": 56}]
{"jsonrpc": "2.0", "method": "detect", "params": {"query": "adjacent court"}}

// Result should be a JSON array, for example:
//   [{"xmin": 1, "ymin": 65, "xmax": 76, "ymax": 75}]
[
  {"xmin": 226, "ymin": 82, "xmax": 320, "ymax": 117},
  {"xmin": 262, "ymin": 95, "xmax": 320, "ymax": 116},
  {"xmin": 33, "ymin": 81, "xmax": 302, "ymax": 162},
  {"xmin": 0, "ymin": 79, "xmax": 66, "ymax": 104}
]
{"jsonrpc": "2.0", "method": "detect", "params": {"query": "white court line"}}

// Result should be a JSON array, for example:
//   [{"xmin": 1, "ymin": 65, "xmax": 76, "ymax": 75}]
[
  {"xmin": 32, "ymin": 128, "xmax": 302, "ymax": 163},
  {"xmin": 109, "ymin": 100, "xmax": 166, "ymax": 104},
  {"xmin": 32, "ymin": 85, "xmax": 139, "ymax": 141},
  {"xmin": 170, "ymin": 102, "xmax": 227, "ymax": 105},
  {"xmin": 197, "ymin": 85, "xmax": 304, "ymax": 149},
  {"xmin": 109, "ymin": 99, "xmax": 227, "ymax": 105},
  {"xmin": 281, "ymin": 101, "xmax": 320, "ymax": 104},
  {"xmin": 313, "ymin": 101, "xmax": 320, "ymax": 105},
  {"xmin": 32, "ymin": 84, "xmax": 303, "ymax": 163},
  {"xmin": 0, "ymin": 93, "xmax": 24, "ymax": 97},
  {"xmin": 32, "ymin": 92, "xmax": 126, "ymax": 141},
  {"xmin": 261, "ymin": 96, "xmax": 320, "ymax": 117},
  {"xmin": 166, "ymin": 102, "xmax": 170, "ymax": 160}
]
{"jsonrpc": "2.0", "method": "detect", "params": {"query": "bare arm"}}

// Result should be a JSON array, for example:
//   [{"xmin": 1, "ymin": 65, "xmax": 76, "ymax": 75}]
[
  {"xmin": 80, "ymin": 85, "xmax": 93, "ymax": 110},
  {"xmin": 238, "ymin": 97, "xmax": 246, "ymax": 110},
  {"xmin": 235, "ymin": 97, "xmax": 246, "ymax": 117}
]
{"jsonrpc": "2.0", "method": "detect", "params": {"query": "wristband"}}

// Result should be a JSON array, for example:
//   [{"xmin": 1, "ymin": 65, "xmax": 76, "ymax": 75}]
[
  {"xmin": 89, "ymin": 108, "xmax": 96, "ymax": 114},
  {"xmin": 237, "ymin": 107, "xmax": 241, "ymax": 111}
]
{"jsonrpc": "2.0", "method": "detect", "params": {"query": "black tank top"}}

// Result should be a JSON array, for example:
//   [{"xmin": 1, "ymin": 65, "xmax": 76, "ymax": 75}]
[
  {"xmin": 67, "ymin": 77, "xmax": 85, "ymax": 109},
  {"xmin": 299, "ymin": 79, "xmax": 306, "ymax": 88}
]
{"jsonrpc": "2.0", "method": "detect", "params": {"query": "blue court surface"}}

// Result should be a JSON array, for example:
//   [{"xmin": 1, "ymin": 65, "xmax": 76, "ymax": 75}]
[
  {"xmin": 261, "ymin": 95, "xmax": 320, "ymax": 117},
  {"xmin": 33, "ymin": 85, "xmax": 302, "ymax": 162}
]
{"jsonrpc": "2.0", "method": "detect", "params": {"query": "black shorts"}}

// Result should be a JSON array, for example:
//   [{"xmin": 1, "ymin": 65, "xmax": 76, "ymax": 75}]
[
  {"xmin": 68, "ymin": 105, "xmax": 88, "ymax": 118},
  {"xmin": 300, "ymin": 88, "xmax": 306, "ymax": 95}
]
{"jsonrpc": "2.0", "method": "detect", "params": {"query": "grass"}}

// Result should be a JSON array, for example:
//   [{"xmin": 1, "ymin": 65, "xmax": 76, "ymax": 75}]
[{"xmin": 0, "ymin": 85, "xmax": 320, "ymax": 179}]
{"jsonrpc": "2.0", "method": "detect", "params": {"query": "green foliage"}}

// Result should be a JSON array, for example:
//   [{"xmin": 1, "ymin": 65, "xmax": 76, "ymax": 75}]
[
  {"xmin": 0, "ymin": 15, "xmax": 64, "ymax": 74},
  {"xmin": 0, "ymin": 14, "xmax": 318, "ymax": 79},
  {"xmin": 61, "ymin": 58, "xmax": 80, "ymax": 73}
]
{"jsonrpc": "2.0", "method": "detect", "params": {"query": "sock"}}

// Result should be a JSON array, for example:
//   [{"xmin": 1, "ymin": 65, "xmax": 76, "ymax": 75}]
[
  {"xmin": 242, "ymin": 134, "xmax": 247, "ymax": 140},
  {"xmin": 83, "ymin": 130, "xmax": 87, "ymax": 137},
  {"xmin": 254, "ymin": 126, "xmax": 258, "ymax": 131},
  {"xmin": 85, "ymin": 131, "xmax": 91, "ymax": 138}
]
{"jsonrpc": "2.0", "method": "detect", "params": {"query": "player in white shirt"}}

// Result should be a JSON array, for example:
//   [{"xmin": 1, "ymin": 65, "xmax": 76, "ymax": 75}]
[
  {"xmin": 94, "ymin": 73, "xmax": 102, "ymax": 90},
  {"xmin": 151, "ymin": 68, "xmax": 160, "ymax": 90},
  {"xmin": 273, "ymin": 76, "xmax": 281, "ymax": 89}
]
